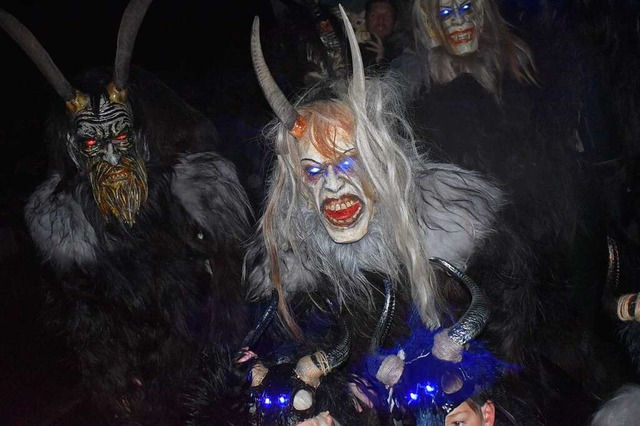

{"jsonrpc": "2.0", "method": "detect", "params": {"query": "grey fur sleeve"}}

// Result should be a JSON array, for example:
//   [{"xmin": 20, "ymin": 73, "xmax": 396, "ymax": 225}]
[
  {"xmin": 416, "ymin": 163, "xmax": 506, "ymax": 268},
  {"xmin": 172, "ymin": 152, "xmax": 252, "ymax": 244},
  {"xmin": 24, "ymin": 173, "xmax": 98, "ymax": 270},
  {"xmin": 244, "ymin": 238, "xmax": 320, "ymax": 301}
]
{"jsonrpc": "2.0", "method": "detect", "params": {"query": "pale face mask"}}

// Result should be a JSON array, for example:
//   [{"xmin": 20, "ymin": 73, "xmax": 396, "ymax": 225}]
[
  {"xmin": 438, "ymin": 0, "xmax": 482, "ymax": 56},
  {"xmin": 299, "ymin": 129, "xmax": 374, "ymax": 244}
]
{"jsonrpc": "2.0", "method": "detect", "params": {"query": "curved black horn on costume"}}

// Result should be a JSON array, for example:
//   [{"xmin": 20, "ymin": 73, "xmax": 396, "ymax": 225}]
[
  {"xmin": 337, "ymin": 4, "xmax": 365, "ymax": 106},
  {"xmin": 321, "ymin": 298, "xmax": 352, "ymax": 369},
  {"xmin": 236, "ymin": 289, "xmax": 279, "ymax": 361},
  {"xmin": 295, "ymin": 298, "xmax": 351, "ymax": 387},
  {"xmin": 0, "ymin": 9, "xmax": 76, "ymax": 102},
  {"xmin": 251, "ymin": 16, "xmax": 303, "ymax": 136},
  {"xmin": 429, "ymin": 257, "xmax": 490, "ymax": 361},
  {"xmin": 604, "ymin": 237, "xmax": 640, "ymax": 321},
  {"xmin": 370, "ymin": 279, "xmax": 396, "ymax": 352},
  {"xmin": 113, "ymin": 0, "xmax": 154, "ymax": 92}
]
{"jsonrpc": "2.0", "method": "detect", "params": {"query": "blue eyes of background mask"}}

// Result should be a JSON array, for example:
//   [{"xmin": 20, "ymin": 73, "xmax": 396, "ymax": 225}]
[{"xmin": 439, "ymin": 2, "xmax": 472, "ymax": 18}]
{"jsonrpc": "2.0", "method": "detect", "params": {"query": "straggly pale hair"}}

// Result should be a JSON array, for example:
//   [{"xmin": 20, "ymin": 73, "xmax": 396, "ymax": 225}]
[
  {"xmin": 412, "ymin": 0, "xmax": 538, "ymax": 99},
  {"xmin": 255, "ymin": 72, "xmax": 443, "ymax": 337}
]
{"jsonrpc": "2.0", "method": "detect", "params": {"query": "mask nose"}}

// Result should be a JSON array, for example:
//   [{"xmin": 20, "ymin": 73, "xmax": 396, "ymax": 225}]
[
  {"xmin": 102, "ymin": 143, "xmax": 121, "ymax": 166},
  {"xmin": 323, "ymin": 165, "xmax": 345, "ymax": 193}
]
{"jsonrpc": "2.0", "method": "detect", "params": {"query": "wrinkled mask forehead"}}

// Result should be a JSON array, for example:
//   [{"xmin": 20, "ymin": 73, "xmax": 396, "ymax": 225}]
[
  {"xmin": 300, "ymin": 125, "xmax": 354, "ymax": 162},
  {"xmin": 73, "ymin": 95, "xmax": 133, "ymax": 139}
]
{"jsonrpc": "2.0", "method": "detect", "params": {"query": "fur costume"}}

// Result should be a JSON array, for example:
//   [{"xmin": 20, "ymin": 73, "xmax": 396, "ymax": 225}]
[{"xmin": 2, "ymin": 1, "xmax": 253, "ymax": 423}]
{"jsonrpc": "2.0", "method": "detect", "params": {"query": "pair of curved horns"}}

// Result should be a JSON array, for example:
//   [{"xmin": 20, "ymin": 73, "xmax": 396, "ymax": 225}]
[
  {"xmin": 0, "ymin": 0, "xmax": 153, "ymax": 111},
  {"xmin": 250, "ymin": 3, "xmax": 365, "ymax": 138},
  {"xmin": 374, "ymin": 259, "xmax": 490, "ymax": 386}
]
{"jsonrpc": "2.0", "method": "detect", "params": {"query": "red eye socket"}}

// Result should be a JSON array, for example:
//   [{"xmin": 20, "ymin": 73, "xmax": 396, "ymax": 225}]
[
  {"xmin": 85, "ymin": 139, "xmax": 97, "ymax": 148},
  {"xmin": 115, "ymin": 134, "xmax": 128, "ymax": 141}
]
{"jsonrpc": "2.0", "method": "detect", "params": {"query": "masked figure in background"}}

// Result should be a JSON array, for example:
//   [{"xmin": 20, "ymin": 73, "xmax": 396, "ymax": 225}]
[
  {"xmin": 409, "ymin": 0, "xmax": 536, "ymax": 99},
  {"xmin": 243, "ymin": 5, "xmax": 621, "ymax": 425},
  {"xmin": 1, "ymin": 1, "xmax": 252, "ymax": 423},
  {"xmin": 404, "ymin": 1, "xmax": 633, "ymax": 404}
]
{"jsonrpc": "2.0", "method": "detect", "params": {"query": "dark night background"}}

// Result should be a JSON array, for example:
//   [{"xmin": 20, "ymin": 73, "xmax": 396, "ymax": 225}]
[{"xmin": 1, "ymin": 0, "xmax": 640, "ymax": 424}]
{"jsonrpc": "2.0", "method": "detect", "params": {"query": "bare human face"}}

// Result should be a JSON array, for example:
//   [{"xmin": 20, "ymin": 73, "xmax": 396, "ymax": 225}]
[
  {"xmin": 445, "ymin": 400, "xmax": 495, "ymax": 426},
  {"xmin": 299, "ymin": 129, "xmax": 374, "ymax": 244},
  {"xmin": 438, "ymin": 0, "xmax": 481, "ymax": 56},
  {"xmin": 366, "ymin": 2, "xmax": 396, "ymax": 39}
]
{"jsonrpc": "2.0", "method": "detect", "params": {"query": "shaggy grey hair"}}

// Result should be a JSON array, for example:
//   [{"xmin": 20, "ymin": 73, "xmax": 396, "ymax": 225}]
[{"xmin": 247, "ymin": 71, "xmax": 504, "ymax": 331}]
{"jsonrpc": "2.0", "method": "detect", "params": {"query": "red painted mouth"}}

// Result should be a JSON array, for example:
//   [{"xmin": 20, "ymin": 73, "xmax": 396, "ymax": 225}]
[
  {"xmin": 447, "ymin": 28, "xmax": 475, "ymax": 45},
  {"xmin": 323, "ymin": 194, "xmax": 363, "ymax": 226}
]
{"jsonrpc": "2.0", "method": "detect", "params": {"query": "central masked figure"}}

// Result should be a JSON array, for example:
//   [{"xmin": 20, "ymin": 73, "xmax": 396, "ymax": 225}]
[{"xmin": 235, "ymin": 4, "xmax": 627, "ymax": 425}]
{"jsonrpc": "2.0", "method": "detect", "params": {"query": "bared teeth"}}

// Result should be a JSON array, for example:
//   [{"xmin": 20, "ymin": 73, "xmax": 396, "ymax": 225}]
[{"xmin": 323, "ymin": 196, "xmax": 363, "ymax": 226}]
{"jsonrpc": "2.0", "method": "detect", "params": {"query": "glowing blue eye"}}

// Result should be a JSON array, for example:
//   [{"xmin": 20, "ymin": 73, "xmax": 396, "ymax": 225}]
[
  {"xmin": 460, "ymin": 3, "xmax": 471, "ymax": 12},
  {"xmin": 410, "ymin": 392, "xmax": 418, "ymax": 400},
  {"xmin": 306, "ymin": 166, "xmax": 323, "ymax": 177},
  {"xmin": 425, "ymin": 383, "xmax": 435, "ymax": 393},
  {"xmin": 263, "ymin": 396, "xmax": 272, "ymax": 406},
  {"xmin": 338, "ymin": 156, "xmax": 355, "ymax": 172},
  {"xmin": 439, "ymin": 8, "xmax": 452, "ymax": 17}
]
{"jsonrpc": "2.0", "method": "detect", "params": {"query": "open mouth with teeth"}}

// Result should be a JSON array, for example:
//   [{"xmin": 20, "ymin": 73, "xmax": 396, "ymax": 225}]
[
  {"xmin": 322, "ymin": 195, "xmax": 363, "ymax": 227},
  {"xmin": 447, "ymin": 28, "xmax": 475, "ymax": 45},
  {"xmin": 102, "ymin": 168, "xmax": 130, "ymax": 188}
]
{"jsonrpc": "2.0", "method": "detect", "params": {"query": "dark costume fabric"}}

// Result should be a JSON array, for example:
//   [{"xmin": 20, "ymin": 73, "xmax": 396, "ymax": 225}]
[{"xmin": 23, "ymin": 66, "xmax": 253, "ymax": 424}]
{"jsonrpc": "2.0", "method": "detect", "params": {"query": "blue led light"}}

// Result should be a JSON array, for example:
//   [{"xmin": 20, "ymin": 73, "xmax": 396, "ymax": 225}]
[
  {"xmin": 263, "ymin": 396, "xmax": 272, "ymax": 406},
  {"xmin": 439, "ymin": 8, "xmax": 452, "ymax": 18},
  {"xmin": 278, "ymin": 394, "xmax": 289, "ymax": 406}
]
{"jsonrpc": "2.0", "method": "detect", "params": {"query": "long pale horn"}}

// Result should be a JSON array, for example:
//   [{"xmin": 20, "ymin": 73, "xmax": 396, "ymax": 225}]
[
  {"xmin": 112, "ymin": 0, "xmax": 154, "ymax": 99},
  {"xmin": 429, "ymin": 257, "xmax": 490, "ymax": 362},
  {"xmin": 337, "ymin": 4, "xmax": 365, "ymax": 106},
  {"xmin": 0, "ymin": 9, "xmax": 77, "ymax": 103},
  {"xmin": 251, "ymin": 16, "xmax": 306, "ymax": 138}
]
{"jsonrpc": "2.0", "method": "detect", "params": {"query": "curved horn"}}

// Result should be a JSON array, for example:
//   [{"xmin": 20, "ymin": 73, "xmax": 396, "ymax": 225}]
[
  {"xmin": 337, "ymin": 4, "xmax": 365, "ymax": 106},
  {"xmin": 429, "ymin": 257, "xmax": 490, "ymax": 362},
  {"xmin": 0, "ymin": 9, "xmax": 77, "ymax": 103},
  {"xmin": 295, "ymin": 298, "xmax": 351, "ymax": 387},
  {"xmin": 370, "ymin": 279, "xmax": 396, "ymax": 352},
  {"xmin": 606, "ymin": 237, "xmax": 640, "ymax": 321},
  {"xmin": 113, "ymin": 0, "xmax": 154, "ymax": 93},
  {"xmin": 251, "ymin": 16, "xmax": 306, "ymax": 138},
  {"xmin": 236, "ymin": 289, "xmax": 279, "ymax": 361}
]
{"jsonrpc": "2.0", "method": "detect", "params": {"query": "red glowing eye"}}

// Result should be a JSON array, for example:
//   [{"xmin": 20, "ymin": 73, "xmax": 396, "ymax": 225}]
[
  {"xmin": 115, "ymin": 133, "xmax": 128, "ymax": 141},
  {"xmin": 85, "ymin": 139, "xmax": 97, "ymax": 147}
]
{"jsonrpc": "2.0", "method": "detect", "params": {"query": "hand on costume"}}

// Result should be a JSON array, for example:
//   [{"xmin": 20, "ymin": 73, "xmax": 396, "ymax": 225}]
[
  {"xmin": 365, "ymin": 34, "xmax": 386, "ymax": 64},
  {"xmin": 296, "ymin": 411, "xmax": 334, "ymax": 425}
]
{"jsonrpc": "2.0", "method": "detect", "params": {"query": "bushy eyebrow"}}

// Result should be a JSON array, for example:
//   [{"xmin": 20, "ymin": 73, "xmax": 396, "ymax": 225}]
[{"xmin": 301, "ymin": 148, "xmax": 356, "ymax": 165}]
